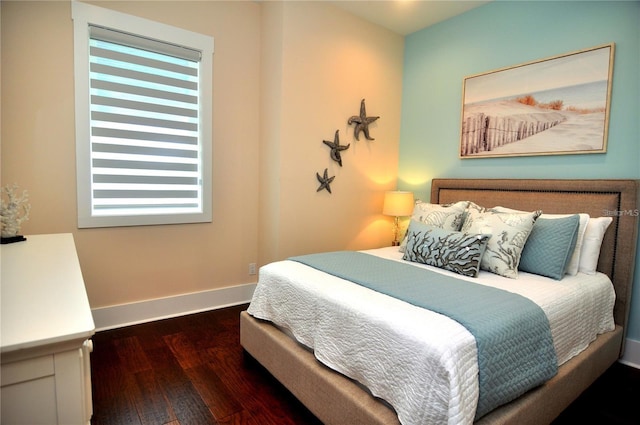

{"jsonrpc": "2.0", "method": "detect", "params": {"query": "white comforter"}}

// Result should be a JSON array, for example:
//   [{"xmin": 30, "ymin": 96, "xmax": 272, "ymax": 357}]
[{"xmin": 247, "ymin": 247, "xmax": 615, "ymax": 425}]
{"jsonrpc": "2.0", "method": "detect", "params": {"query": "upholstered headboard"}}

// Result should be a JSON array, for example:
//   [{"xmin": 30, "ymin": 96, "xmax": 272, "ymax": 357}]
[{"xmin": 431, "ymin": 179, "xmax": 639, "ymax": 331}]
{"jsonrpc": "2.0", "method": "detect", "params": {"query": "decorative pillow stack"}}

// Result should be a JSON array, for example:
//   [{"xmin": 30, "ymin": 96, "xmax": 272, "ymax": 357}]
[
  {"xmin": 399, "ymin": 199, "xmax": 613, "ymax": 281},
  {"xmin": 403, "ymin": 221, "xmax": 490, "ymax": 277},
  {"xmin": 460, "ymin": 207, "xmax": 541, "ymax": 279}
]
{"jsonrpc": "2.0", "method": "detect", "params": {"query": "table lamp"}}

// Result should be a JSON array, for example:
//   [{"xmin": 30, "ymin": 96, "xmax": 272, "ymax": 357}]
[{"xmin": 383, "ymin": 191, "xmax": 414, "ymax": 246}]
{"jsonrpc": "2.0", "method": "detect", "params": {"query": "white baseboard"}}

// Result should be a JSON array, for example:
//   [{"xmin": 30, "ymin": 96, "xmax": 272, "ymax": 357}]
[
  {"xmin": 91, "ymin": 283, "xmax": 257, "ymax": 331},
  {"xmin": 620, "ymin": 337, "xmax": 640, "ymax": 369}
]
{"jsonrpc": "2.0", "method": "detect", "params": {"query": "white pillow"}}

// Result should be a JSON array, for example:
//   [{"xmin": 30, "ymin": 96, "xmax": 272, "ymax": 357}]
[
  {"xmin": 578, "ymin": 217, "xmax": 613, "ymax": 275},
  {"xmin": 410, "ymin": 200, "xmax": 468, "ymax": 230},
  {"xmin": 399, "ymin": 201, "xmax": 468, "ymax": 252}
]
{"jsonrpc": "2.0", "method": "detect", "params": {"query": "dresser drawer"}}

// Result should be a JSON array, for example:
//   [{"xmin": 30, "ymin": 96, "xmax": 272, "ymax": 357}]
[{"xmin": 1, "ymin": 355, "xmax": 55, "ymax": 387}]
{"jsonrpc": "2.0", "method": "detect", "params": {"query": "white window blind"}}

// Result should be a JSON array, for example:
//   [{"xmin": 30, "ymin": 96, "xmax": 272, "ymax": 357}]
[
  {"xmin": 73, "ymin": 2, "xmax": 213, "ymax": 228},
  {"xmin": 89, "ymin": 26, "xmax": 202, "ymax": 216}
]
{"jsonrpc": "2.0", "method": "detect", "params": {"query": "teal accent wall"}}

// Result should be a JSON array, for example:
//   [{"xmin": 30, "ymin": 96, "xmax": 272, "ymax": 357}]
[{"xmin": 398, "ymin": 1, "xmax": 640, "ymax": 341}]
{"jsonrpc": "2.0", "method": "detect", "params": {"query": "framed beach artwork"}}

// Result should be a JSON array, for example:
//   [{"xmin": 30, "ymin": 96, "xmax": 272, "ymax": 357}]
[{"xmin": 460, "ymin": 43, "xmax": 615, "ymax": 158}]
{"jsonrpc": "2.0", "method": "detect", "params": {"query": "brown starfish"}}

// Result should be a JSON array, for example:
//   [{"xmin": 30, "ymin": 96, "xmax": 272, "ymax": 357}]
[
  {"xmin": 322, "ymin": 130, "xmax": 350, "ymax": 166},
  {"xmin": 348, "ymin": 98, "xmax": 379, "ymax": 141},
  {"xmin": 316, "ymin": 168, "xmax": 335, "ymax": 193}
]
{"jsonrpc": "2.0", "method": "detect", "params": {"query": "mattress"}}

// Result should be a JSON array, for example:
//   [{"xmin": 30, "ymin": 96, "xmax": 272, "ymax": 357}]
[{"xmin": 247, "ymin": 247, "xmax": 615, "ymax": 425}]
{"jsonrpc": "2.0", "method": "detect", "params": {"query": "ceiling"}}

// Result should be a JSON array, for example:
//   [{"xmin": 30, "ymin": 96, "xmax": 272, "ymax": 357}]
[{"xmin": 330, "ymin": 1, "xmax": 490, "ymax": 36}]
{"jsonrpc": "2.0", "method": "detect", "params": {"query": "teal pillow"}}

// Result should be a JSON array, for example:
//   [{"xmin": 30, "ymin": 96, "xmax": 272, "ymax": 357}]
[
  {"xmin": 403, "ymin": 221, "xmax": 490, "ymax": 277},
  {"xmin": 519, "ymin": 214, "xmax": 580, "ymax": 280}
]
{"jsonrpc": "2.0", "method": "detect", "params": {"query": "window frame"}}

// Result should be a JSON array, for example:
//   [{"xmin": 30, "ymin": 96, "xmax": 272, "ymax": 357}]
[{"xmin": 72, "ymin": 1, "xmax": 214, "ymax": 228}]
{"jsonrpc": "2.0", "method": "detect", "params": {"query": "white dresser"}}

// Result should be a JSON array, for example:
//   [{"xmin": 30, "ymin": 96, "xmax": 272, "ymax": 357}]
[{"xmin": 1, "ymin": 233, "xmax": 95, "ymax": 425}]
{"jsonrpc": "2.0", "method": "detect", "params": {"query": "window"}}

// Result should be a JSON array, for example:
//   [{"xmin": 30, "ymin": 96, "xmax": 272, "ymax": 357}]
[{"xmin": 72, "ymin": 2, "xmax": 213, "ymax": 228}]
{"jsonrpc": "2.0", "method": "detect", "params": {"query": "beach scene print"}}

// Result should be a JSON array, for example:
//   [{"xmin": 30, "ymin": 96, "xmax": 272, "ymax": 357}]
[{"xmin": 460, "ymin": 44, "xmax": 613, "ymax": 157}]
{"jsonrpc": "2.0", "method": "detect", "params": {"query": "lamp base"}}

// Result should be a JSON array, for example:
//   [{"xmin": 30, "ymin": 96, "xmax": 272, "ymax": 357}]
[{"xmin": 391, "ymin": 240, "xmax": 400, "ymax": 247}]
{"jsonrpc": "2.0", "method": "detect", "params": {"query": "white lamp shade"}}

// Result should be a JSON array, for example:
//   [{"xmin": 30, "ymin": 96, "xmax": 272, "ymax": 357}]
[{"xmin": 383, "ymin": 191, "xmax": 414, "ymax": 217}]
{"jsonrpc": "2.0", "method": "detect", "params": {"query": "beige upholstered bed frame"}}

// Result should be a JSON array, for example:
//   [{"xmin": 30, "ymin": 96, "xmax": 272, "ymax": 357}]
[{"xmin": 241, "ymin": 179, "xmax": 639, "ymax": 425}]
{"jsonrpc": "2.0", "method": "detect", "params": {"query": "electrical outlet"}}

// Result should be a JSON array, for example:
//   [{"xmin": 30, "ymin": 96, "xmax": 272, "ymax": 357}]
[{"xmin": 249, "ymin": 263, "xmax": 257, "ymax": 275}]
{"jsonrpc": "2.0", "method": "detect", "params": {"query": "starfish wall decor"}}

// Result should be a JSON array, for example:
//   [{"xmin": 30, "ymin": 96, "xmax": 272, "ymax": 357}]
[
  {"xmin": 316, "ymin": 168, "xmax": 335, "ymax": 193},
  {"xmin": 348, "ymin": 98, "xmax": 379, "ymax": 141},
  {"xmin": 322, "ymin": 130, "xmax": 350, "ymax": 166},
  {"xmin": 313, "ymin": 98, "xmax": 380, "ymax": 194}
]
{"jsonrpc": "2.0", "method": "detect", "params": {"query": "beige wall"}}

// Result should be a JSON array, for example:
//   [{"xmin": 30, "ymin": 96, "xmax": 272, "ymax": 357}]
[
  {"xmin": 260, "ymin": 1, "xmax": 404, "ymax": 263},
  {"xmin": 1, "ymin": 1, "xmax": 403, "ymax": 310}
]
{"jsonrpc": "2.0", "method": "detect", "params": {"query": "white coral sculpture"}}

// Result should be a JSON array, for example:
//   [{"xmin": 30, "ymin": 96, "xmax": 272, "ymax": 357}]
[{"xmin": 1, "ymin": 184, "xmax": 31, "ymax": 238}]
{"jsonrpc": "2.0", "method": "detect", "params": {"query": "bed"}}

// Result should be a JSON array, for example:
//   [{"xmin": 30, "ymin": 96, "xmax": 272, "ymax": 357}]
[{"xmin": 240, "ymin": 178, "xmax": 639, "ymax": 425}]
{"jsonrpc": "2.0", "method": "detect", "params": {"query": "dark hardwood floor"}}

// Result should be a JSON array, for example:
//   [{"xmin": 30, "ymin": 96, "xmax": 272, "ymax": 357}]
[
  {"xmin": 551, "ymin": 360, "xmax": 640, "ymax": 425},
  {"xmin": 91, "ymin": 304, "xmax": 639, "ymax": 425},
  {"xmin": 90, "ymin": 303, "xmax": 321, "ymax": 425}
]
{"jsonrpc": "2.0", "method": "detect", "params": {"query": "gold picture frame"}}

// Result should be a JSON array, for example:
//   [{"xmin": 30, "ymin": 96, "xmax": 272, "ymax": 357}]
[{"xmin": 460, "ymin": 43, "xmax": 615, "ymax": 158}]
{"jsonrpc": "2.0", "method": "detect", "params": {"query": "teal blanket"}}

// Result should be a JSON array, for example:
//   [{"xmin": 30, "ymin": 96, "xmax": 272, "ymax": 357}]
[{"xmin": 289, "ymin": 251, "xmax": 557, "ymax": 419}]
